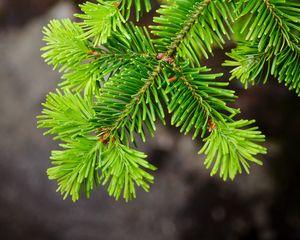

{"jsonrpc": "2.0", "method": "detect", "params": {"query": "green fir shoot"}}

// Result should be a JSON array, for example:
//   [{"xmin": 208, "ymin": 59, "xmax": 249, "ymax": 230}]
[{"xmin": 37, "ymin": 0, "xmax": 300, "ymax": 202}]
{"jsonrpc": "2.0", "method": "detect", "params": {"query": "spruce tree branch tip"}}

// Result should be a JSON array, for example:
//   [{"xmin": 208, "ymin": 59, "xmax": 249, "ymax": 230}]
[{"xmin": 36, "ymin": 0, "xmax": 299, "ymax": 202}]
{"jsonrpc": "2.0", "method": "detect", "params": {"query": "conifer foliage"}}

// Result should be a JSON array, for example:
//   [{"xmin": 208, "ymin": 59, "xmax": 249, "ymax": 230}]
[{"xmin": 38, "ymin": 0, "xmax": 299, "ymax": 201}]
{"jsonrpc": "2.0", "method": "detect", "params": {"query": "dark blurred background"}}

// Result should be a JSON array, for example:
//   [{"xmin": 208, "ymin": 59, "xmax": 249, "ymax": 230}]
[{"xmin": 0, "ymin": 0, "xmax": 300, "ymax": 239}]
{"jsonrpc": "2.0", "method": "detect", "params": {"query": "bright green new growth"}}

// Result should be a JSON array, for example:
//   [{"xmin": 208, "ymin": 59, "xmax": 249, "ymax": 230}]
[
  {"xmin": 224, "ymin": 0, "xmax": 300, "ymax": 94},
  {"xmin": 199, "ymin": 120, "xmax": 266, "ymax": 180},
  {"xmin": 38, "ymin": 0, "xmax": 299, "ymax": 202},
  {"xmin": 100, "ymin": 142, "xmax": 156, "ymax": 201}
]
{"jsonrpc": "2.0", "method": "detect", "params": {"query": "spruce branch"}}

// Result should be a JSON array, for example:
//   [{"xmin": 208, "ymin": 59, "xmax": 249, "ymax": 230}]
[
  {"xmin": 43, "ymin": 22, "xmax": 156, "ymax": 95},
  {"xmin": 151, "ymin": 0, "xmax": 235, "ymax": 65},
  {"xmin": 223, "ymin": 42, "xmax": 271, "ymax": 87},
  {"xmin": 37, "ymin": 89, "xmax": 96, "ymax": 140},
  {"xmin": 75, "ymin": 0, "xmax": 126, "ymax": 46},
  {"xmin": 41, "ymin": 19, "xmax": 91, "ymax": 71},
  {"xmin": 94, "ymin": 62, "xmax": 165, "ymax": 144},
  {"xmin": 236, "ymin": 0, "xmax": 300, "ymax": 51},
  {"xmin": 36, "ymin": 0, "xmax": 297, "ymax": 202},
  {"xmin": 75, "ymin": 0, "xmax": 152, "ymax": 46},
  {"xmin": 48, "ymin": 136, "xmax": 155, "ymax": 201},
  {"xmin": 93, "ymin": 24, "xmax": 166, "ymax": 144},
  {"xmin": 48, "ymin": 136, "xmax": 102, "ymax": 202},
  {"xmin": 199, "ymin": 120, "xmax": 267, "ymax": 180},
  {"xmin": 100, "ymin": 141, "xmax": 156, "ymax": 201},
  {"xmin": 166, "ymin": 61, "xmax": 238, "ymax": 139},
  {"xmin": 225, "ymin": 0, "xmax": 300, "ymax": 94}
]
